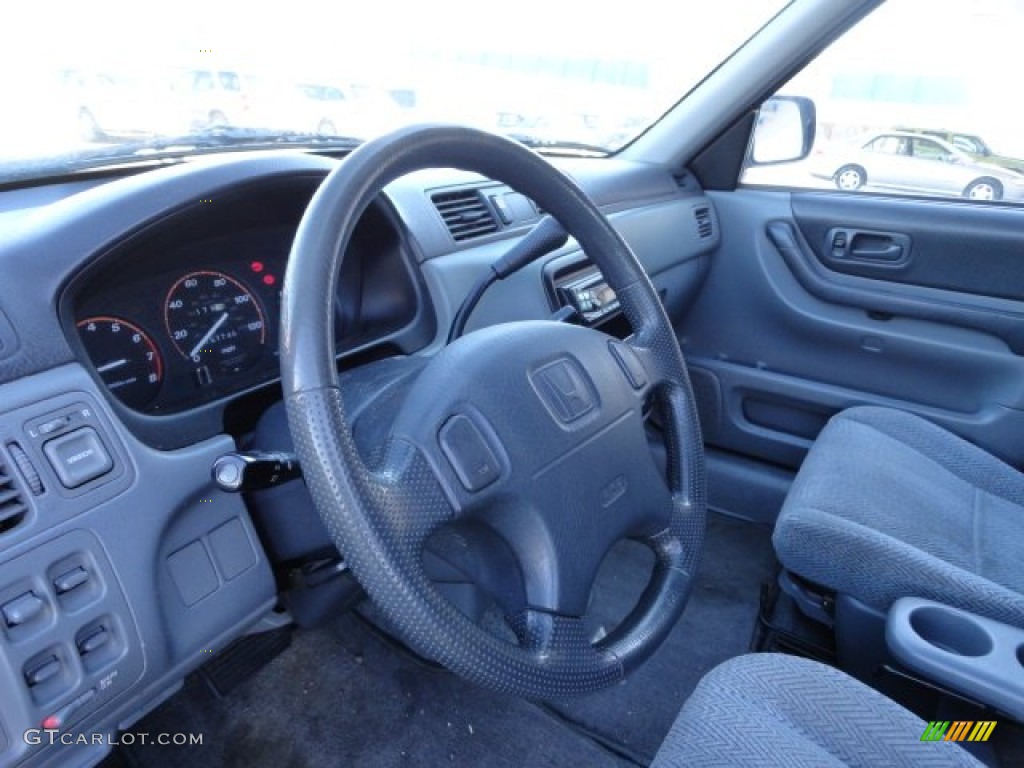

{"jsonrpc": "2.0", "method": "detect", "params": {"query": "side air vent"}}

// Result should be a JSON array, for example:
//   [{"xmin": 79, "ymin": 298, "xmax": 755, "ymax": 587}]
[
  {"xmin": 431, "ymin": 189, "xmax": 499, "ymax": 241},
  {"xmin": 694, "ymin": 206, "xmax": 714, "ymax": 240},
  {"xmin": 0, "ymin": 457, "xmax": 28, "ymax": 535}
]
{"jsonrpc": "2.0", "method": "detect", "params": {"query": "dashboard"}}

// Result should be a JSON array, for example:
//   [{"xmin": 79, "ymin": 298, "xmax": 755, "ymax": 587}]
[
  {"xmin": 0, "ymin": 148, "xmax": 718, "ymax": 767},
  {"xmin": 66, "ymin": 177, "xmax": 429, "ymax": 419}
]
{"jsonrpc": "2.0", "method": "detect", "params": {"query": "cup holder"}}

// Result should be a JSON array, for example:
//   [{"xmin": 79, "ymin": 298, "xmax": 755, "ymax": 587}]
[
  {"xmin": 888, "ymin": 598, "xmax": 1024, "ymax": 722},
  {"xmin": 909, "ymin": 605, "xmax": 993, "ymax": 657}
]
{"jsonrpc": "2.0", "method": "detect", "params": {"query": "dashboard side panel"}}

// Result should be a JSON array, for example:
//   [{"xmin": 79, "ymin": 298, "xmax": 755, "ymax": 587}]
[{"xmin": 0, "ymin": 365, "xmax": 275, "ymax": 767}]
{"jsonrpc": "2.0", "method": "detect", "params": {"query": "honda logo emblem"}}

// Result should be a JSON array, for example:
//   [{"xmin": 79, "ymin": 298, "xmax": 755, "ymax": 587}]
[{"xmin": 530, "ymin": 358, "xmax": 595, "ymax": 424}]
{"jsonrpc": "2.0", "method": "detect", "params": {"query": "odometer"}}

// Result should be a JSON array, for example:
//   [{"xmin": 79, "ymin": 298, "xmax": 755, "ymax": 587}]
[
  {"xmin": 77, "ymin": 316, "xmax": 163, "ymax": 409},
  {"xmin": 164, "ymin": 270, "xmax": 266, "ymax": 378}
]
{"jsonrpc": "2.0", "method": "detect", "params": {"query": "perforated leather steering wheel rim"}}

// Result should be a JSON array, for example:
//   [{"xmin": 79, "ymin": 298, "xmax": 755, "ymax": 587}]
[{"xmin": 281, "ymin": 124, "xmax": 706, "ymax": 698}]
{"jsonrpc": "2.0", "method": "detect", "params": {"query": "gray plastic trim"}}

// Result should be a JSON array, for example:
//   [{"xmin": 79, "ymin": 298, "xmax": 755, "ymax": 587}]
[
  {"xmin": 683, "ymin": 190, "xmax": 1024, "ymax": 470},
  {"xmin": 770, "ymin": 211, "xmax": 1024, "ymax": 354},
  {"xmin": 887, "ymin": 597, "xmax": 1024, "ymax": 721},
  {"xmin": 382, "ymin": 160, "xmax": 684, "ymax": 262},
  {"xmin": 420, "ymin": 197, "xmax": 715, "ymax": 350},
  {"xmin": 0, "ymin": 363, "xmax": 275, "ymax": 767}
]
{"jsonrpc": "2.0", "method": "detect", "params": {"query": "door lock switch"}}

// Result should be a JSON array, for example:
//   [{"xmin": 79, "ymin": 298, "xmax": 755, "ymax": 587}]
[{"xmin": 831, "ymin": 230, "xmax": 848, "ymax": 258}]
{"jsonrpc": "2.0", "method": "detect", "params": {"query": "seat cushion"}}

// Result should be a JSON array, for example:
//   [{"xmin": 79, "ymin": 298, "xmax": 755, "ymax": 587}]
[
  {"xmin": 773, "ymin": 406, "xmax": 1024, "ymax": 626},
  {"xmin": 651, "ymin": 653, "xmax": 982, "ymax": 767}
]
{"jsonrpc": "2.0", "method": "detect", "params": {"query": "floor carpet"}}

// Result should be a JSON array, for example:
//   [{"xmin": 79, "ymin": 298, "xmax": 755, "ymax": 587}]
[
  {"xmin": 546, "ymin": 511, "xmax": 777, "ymax": 761},
  {"xmin": 106, "ymin": 512, "xmax": 775, "ymax": 768},
  {"xmin": 106, "ymin": 612, "xmax": 629, "ymax": 768}
]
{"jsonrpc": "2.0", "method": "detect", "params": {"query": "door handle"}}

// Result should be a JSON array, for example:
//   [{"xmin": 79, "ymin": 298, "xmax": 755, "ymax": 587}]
[
  {"xmin": 827, "ymin": 228, "xmax": 911, "ymax": 264},
  {"xmin": 850, "ymin": 241, "xmax": 903, "ymax": 261}
]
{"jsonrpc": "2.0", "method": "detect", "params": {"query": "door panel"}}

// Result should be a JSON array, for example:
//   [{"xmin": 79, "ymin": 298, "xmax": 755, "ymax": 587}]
[
  {"xmin": 680, "ymin": 189, "xmax": 1024, "ymax": 477},
  {"xmin": 792, "ymin": 193, "xmax": 1024, "ymax": 302}
]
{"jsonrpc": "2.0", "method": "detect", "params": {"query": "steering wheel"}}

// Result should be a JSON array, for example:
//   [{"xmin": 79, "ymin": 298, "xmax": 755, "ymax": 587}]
[{"xmin": 280, "ymin": 124, "xmax": 706, "ymax": 698}]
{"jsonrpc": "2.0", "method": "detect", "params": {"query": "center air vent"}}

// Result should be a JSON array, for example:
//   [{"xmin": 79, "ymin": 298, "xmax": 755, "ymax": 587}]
[
  {"xmin": 431, "ymin": 189, "xmax": 499, "ymax": 241},
  {"xmin": 694, "ymin": 206, "xmax": 714, "ymax": 240},
  {"xmin": 0, "ymin": 457, "xmax": 28, "ymax": 535}
]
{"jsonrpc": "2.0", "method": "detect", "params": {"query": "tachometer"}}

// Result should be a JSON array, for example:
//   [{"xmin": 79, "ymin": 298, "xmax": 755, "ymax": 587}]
[
  {"xmin": 164, "ymin": 270, "xmax": 266, "ymax": 378},
  {"xmin": 77, "ymin": 316, "xmax": 163, "ymax": 409}
]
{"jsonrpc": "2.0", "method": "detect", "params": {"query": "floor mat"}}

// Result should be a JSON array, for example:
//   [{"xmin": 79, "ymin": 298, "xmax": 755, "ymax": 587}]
[
  {"xmin": 545, "ymin": 511, "xmax": 777, "ymax": 762},
  {"xmin": 107, "ymin": 612, "xmax": 630, "ymax": 768}
]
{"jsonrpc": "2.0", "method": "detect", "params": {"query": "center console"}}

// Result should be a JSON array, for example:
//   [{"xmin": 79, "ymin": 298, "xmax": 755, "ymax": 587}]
[{"xmin": 886, "ymin": 597, "xmax": 1024, "ymax": 721}]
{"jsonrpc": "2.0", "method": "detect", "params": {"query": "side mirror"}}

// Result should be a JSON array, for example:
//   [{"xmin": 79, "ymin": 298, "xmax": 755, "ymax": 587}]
[{"xmin": 748, "ymin": 95, "xmax": 816, "ymax": 165}]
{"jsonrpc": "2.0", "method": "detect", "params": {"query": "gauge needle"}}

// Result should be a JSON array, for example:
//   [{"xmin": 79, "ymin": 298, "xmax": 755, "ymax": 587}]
[
  {"xmin": 189, "ymin": 312, "xmax": 228, "ymax": 359},
  {"xmin": 97, "ymin": 358, "xmax": 128, "ymax": 373}
]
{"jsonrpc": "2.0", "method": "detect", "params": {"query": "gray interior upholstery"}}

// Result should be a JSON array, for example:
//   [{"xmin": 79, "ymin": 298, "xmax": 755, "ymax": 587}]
[
  {"xmin": 773, "ymin": 406, "xmax": 1024, "ymax": 626},
  {"xmin": 651, "ymin": 653, "xmax": 983, "ymax": 767}
]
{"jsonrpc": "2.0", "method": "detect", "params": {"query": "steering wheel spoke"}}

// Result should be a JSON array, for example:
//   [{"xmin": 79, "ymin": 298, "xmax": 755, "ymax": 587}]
[
  {"xmin": 623, "ymin": 325, "xmax": 680, "ymax": 393},
  {"xmin": 371, "ymin": 437, "xmax": 461, "ymax": 545}
]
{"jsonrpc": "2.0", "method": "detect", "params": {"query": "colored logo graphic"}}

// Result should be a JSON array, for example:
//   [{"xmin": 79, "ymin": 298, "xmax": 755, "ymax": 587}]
[{"xmin": 921, "ymin": 721, "xmax": 996, "ymax": 742}]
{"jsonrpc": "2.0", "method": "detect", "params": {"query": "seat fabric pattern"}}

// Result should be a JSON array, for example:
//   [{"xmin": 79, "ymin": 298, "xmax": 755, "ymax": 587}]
[
  {"xmin": 651, "ymin": 653, "xmax": 983, "ymax": 767},
  {"xmin": 773, "ymin": 406, "xmax": 1024, "ymax": 625}
]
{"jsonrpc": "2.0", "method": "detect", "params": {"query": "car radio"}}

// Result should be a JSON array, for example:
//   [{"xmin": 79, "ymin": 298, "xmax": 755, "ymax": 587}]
[{"xmin": 557, "ymin": 271, "xmax": 621, "ymax": 326}]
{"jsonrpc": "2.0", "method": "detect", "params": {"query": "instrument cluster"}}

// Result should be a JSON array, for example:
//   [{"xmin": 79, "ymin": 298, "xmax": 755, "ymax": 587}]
[
  {"xmin": 67, "ymin": 179, "xmax": 427, "ymax": 419},
  {"xmin": 74, "ymin": 236, "xmax": 290, "ymax": 414}
]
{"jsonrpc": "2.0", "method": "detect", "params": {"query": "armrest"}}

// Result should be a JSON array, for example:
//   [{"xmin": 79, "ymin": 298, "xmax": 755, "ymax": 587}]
[{"xmin": 886, "ymin": 597, "xmax": 1024, "ymax": 721}]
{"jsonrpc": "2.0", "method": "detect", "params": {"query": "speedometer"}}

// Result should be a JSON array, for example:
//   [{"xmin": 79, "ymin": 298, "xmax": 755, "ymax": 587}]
[{"xmin": 164, "ymin": 270, "xmax": 266, "ymax": 378}]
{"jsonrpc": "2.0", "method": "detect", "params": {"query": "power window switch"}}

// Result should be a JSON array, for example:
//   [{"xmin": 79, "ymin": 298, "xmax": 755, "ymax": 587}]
[
  {"xmin": 54, "ymin": 566, "xmax": 89, "ymax": 595},
  {"xmin": 77, "ymin": 625, "xmax": 110, "ymax": 656},
  {"xmin": 2, "ymin": 591, "xmax": 45, "ymax": 628},
  {"xmin": 25, "ymin": 655, "xmax": 61, "ymax": 687}
]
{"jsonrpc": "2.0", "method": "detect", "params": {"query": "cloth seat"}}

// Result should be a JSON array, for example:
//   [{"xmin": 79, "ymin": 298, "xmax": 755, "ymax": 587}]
[
  {"xmin": 651, "ymin": 653, "xmax": 982, "ymax": 767},
  {"xmin": 772, "ymin": 406, "xmax": 1024, "ymax": 626}
]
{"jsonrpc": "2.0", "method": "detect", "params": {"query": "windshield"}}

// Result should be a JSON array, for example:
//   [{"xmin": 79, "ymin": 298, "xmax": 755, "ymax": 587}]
[{"xmin": 1, "ymin": 0, "xmax": 789, "ymax": 182}]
